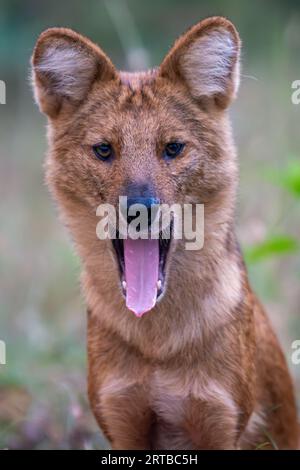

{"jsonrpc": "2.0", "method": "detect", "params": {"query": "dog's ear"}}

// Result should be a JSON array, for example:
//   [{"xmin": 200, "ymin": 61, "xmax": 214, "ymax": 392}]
[
  {"xmin": 31, "ymin": 28, "xmax": 117, "ymax": 118},
  {"xmin": 159, "ymin": 17, "xmax": 241, "ymax": 109}
]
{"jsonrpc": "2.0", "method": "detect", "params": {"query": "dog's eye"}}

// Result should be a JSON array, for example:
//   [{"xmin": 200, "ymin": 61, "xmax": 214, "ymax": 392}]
[
  {"xmin": 163, "ymin": 142, "xmax": 185, "ymax": 159},
  {"xmin": 92, "ymin": 143, "xmax": 113, "ymax": 161}
]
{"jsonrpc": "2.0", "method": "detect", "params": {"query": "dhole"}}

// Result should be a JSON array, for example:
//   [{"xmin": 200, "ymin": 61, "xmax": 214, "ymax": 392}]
[{"xmin": 31, "ymin": 17, "xmax": 298, "ymax": 449}]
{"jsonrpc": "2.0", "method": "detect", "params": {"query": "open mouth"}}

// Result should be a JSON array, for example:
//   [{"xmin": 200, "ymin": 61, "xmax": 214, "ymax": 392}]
[{"xmin": 112, "ymin": 230, "xmax": 172, "ymax": 317}]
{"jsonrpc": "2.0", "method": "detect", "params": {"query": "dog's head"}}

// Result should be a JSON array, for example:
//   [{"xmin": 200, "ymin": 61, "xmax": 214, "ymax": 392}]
[{"xmin": 32, "ymin": 17, "xmax": 241, "ymax": 317}]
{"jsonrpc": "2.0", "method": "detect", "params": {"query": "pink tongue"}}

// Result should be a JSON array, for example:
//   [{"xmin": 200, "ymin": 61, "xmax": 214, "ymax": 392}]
[{"xmin": 124, "ymin": 238, "xmax": 159, "ymax": 317}]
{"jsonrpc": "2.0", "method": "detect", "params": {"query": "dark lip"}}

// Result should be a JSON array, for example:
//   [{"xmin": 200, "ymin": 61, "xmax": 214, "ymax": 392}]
[{"xmin": 112, "ymin": 228, "xmax": 173, "ymax": 300}]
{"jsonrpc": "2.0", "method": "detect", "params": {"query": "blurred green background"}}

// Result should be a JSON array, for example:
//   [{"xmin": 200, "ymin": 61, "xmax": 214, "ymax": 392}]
[{"xmin": 0, "ymin": 0, "xmax": 300, "ymax": 449}]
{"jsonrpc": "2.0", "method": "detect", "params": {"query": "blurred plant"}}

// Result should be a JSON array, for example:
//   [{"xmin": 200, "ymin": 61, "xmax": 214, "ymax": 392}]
[
  {"xmin": 245, "ymin": 234, "xmax": 298, "ymax": 263},
  {"xmin": 264, "ymin": 159, "xmax": 300, "ymax": 197},
  {"xmin": 245, "ymin": 159, "xmax": 300, "ymax": 264}
]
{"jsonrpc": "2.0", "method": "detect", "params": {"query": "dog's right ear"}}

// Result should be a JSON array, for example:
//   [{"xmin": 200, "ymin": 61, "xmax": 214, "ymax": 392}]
[{"xmin": 31, "ymin": 28, "xmax": 117, "ymax": 118}]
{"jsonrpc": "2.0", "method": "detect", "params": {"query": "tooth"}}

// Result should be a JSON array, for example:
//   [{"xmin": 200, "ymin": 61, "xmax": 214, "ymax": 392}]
[
  {"xmin": 122, "ymin": 281, "xmax": 127, "ymax": 290},
  {"xmin": 157, "ymin": 280, "xmax": 162, "ymax": 290}
]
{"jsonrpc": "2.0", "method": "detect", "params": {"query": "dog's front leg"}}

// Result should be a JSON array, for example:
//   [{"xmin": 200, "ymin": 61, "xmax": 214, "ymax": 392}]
[
  {"xmin": 90, "ymin": 381, "xmax": 154, "ymax": 450},
  {"xmin": 183, "ymin": 395, "xmax": 241, "ymax": 450}
]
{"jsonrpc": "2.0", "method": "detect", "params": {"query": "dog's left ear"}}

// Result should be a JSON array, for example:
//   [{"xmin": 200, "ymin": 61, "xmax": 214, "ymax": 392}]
[{"xmin": 159, "ymin": 17, "xmax": 241, "ymax": 109}]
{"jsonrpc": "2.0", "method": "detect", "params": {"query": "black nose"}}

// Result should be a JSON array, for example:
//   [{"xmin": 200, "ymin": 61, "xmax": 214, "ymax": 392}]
[
  {"xmin": 126, "ymin": 197, "xmax": 160, "ymax": 228},
  {"xmin": 120, "ymin": 182, "xmax": 160, "ymax": 231}
]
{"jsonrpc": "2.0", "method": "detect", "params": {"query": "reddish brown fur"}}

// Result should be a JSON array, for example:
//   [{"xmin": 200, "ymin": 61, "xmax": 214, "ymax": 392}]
[{"xmin": 32, "ymin": 17, "xmax": 299, "ymax": 449}]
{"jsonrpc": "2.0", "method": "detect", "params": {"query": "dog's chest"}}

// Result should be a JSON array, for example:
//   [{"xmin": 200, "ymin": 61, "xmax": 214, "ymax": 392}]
[
  {"xmin": 100, "ymin": 367, "xmax": 238, "ymax": 449},
  {"xmin": 149, "ymin": 374, "xmax": 193, "ymax": 449},
  {"xmin": 148, "ymin": 369, "xmax": 237, "ymax": 449}
]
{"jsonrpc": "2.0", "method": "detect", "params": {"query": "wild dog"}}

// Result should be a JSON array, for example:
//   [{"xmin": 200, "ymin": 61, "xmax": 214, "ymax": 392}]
[{"xmin": 31, "ymin": 17, "xmax": 298, "ymax": 449}]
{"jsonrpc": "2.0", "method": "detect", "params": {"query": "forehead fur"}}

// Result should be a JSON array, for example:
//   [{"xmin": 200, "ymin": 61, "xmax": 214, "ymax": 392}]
[
  {"xmin": 119, "ymin": 69, "xmax": 158, "ymax": 90},
  {"xmin": 56, "ymin": 73, "xmax": 213, "ymax": 149}
]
